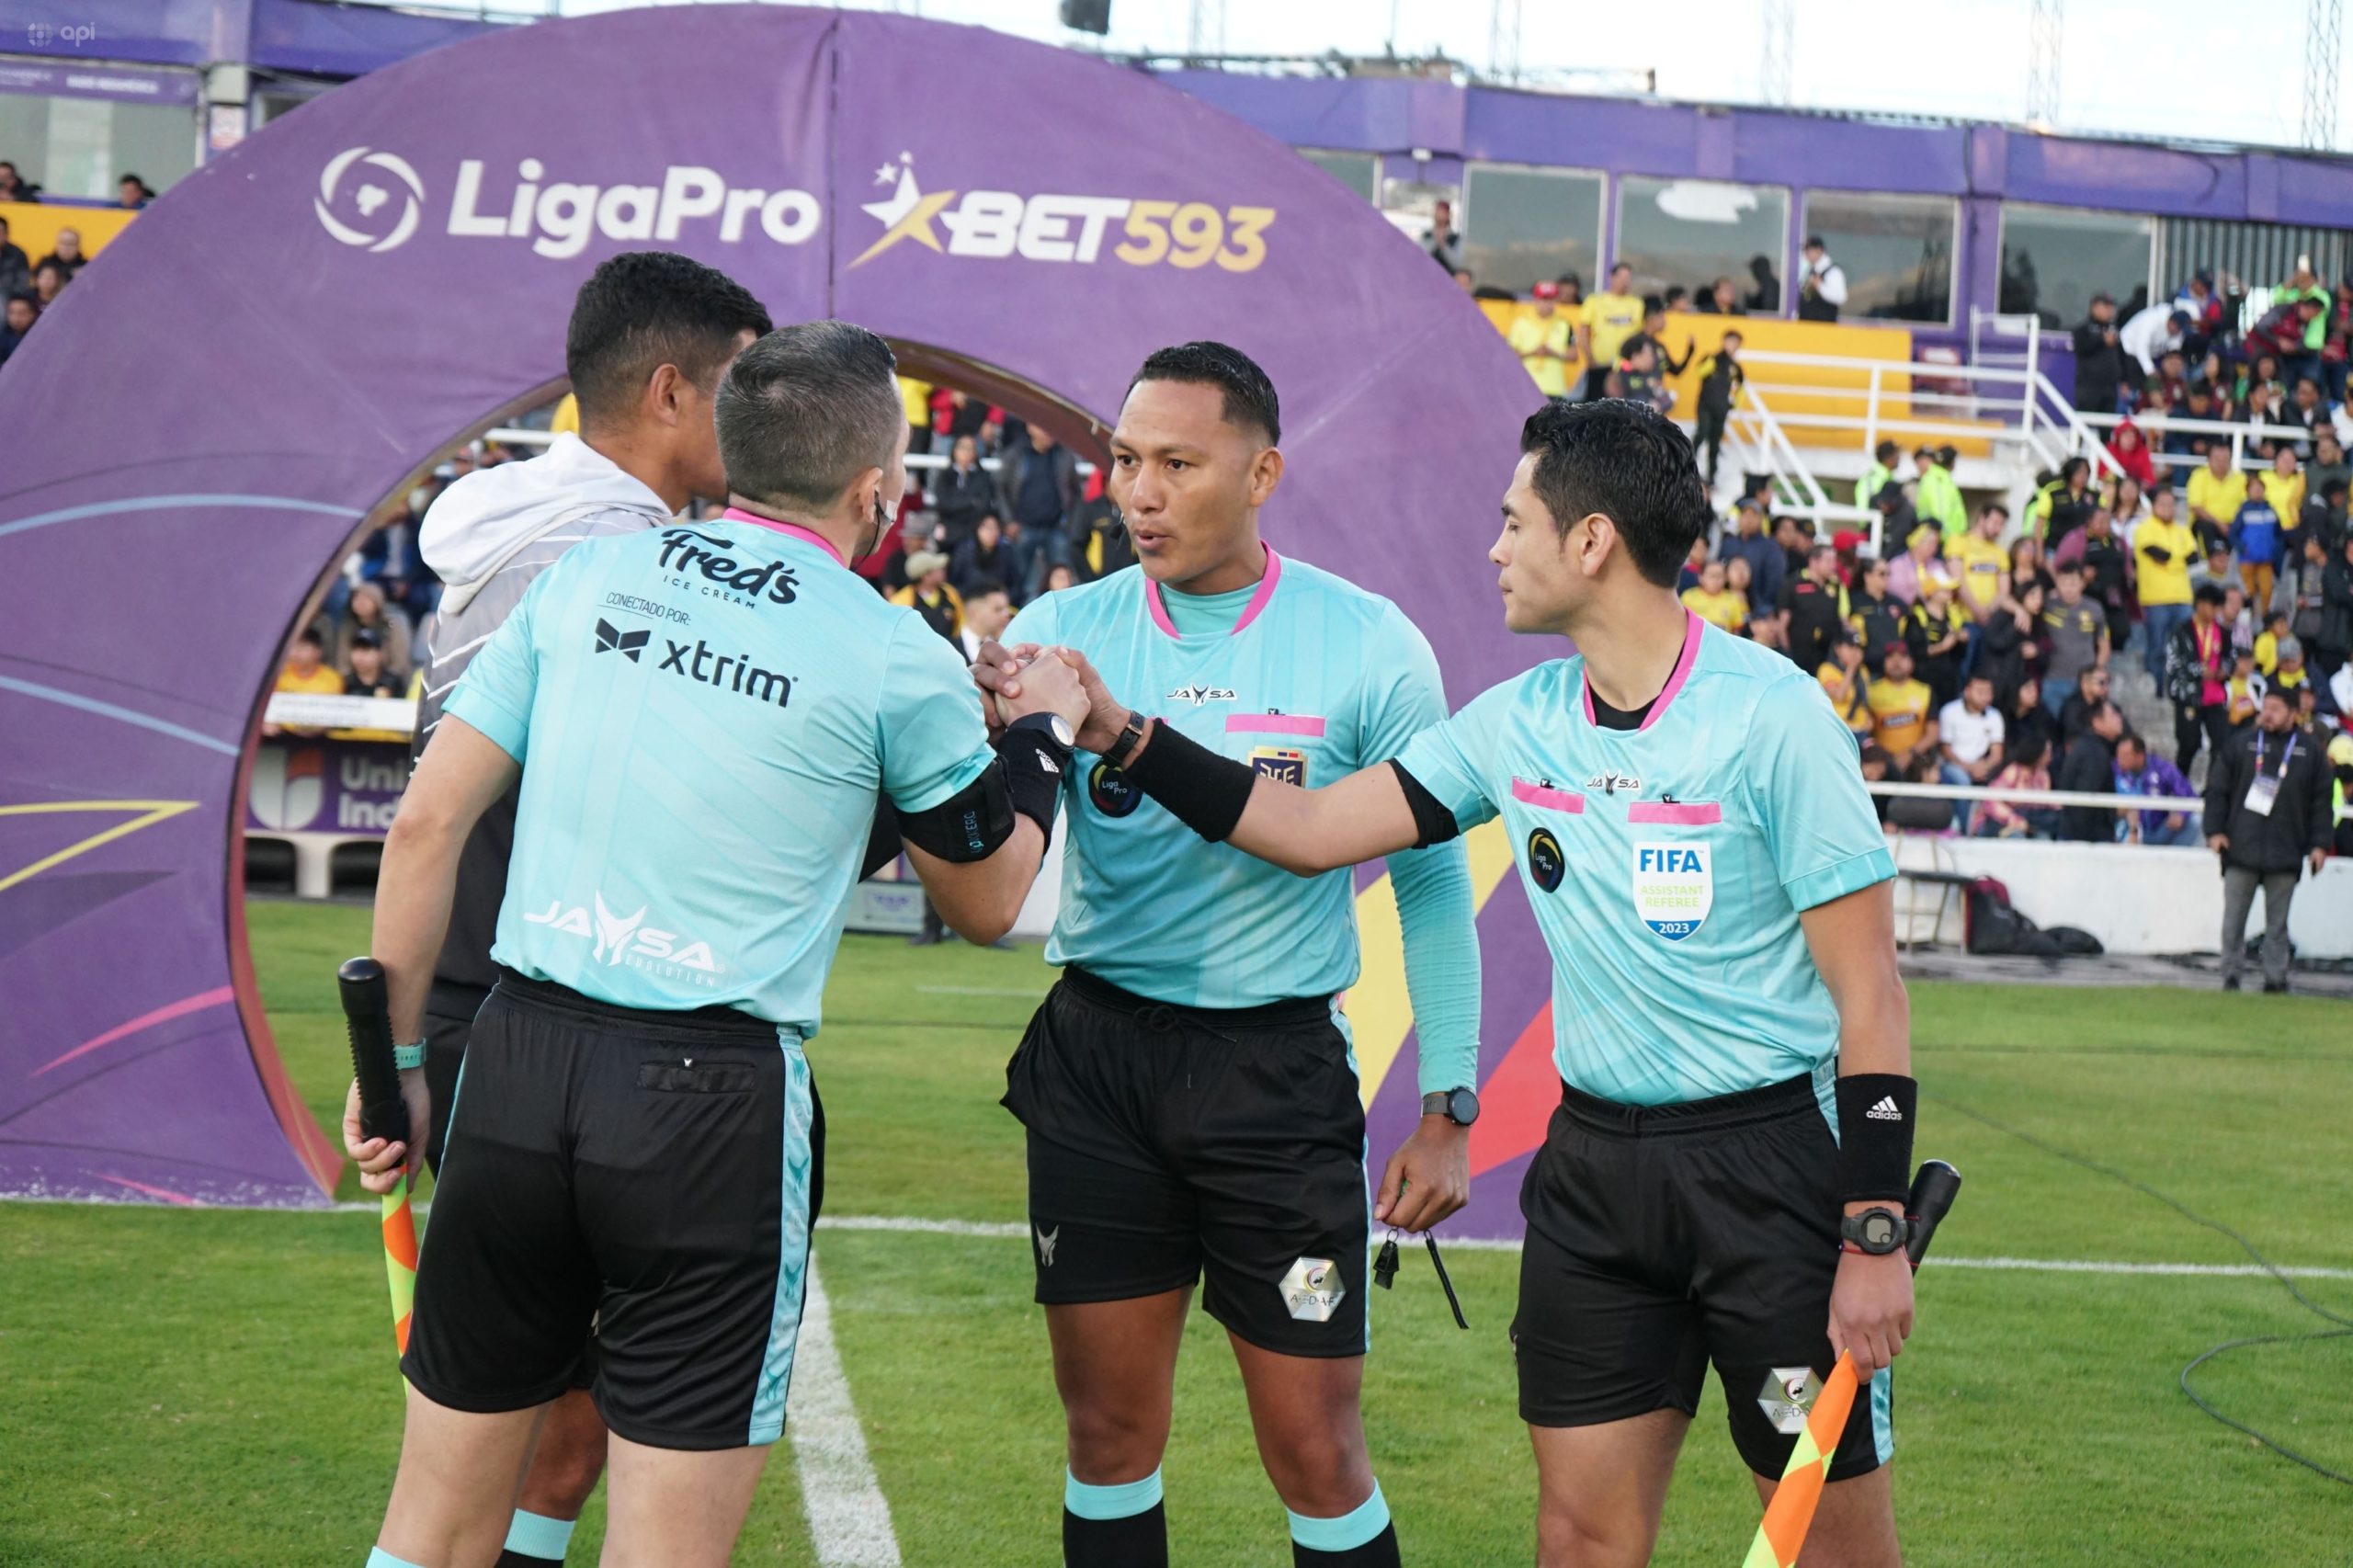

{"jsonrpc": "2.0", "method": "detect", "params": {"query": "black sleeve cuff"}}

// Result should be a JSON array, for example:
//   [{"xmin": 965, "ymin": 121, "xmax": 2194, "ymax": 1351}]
[
  {"xmin": 1120, "ymin": 720, "xmax": 1256, "ymax": 843},
  {"xmin": 1390, "ymin": 761, "xmax": 1463, "ymax": 847}
]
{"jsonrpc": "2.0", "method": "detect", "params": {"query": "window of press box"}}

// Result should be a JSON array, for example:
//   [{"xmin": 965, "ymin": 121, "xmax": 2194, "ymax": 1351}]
[
  {"xmin": 0, "ymin": 94, "xmax": 198, "ymax": 201},
  {"xmin": 1296, "ymin": 149, "xmax": 1380, "ymax": 204},
  {"xmin": 1615, "ymin": 176, "xmax": 1790, "ymax": 313},
  {"xmin": 1798, "ymin": 191, "xmax": 1958, "ymax": 325},
  {"xmin": 1999, "ymin": 203, "xmax": 2154, "ymax": 330},
  {"xmin": 1459, "ymin": 164, "xmax": 1605, "ymax": 296}
]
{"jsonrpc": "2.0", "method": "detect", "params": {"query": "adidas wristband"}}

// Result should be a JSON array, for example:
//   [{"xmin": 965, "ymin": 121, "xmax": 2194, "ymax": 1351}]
[
  {"xmin": 1834, "ymin": 1073, "xmax": 1915, "ymax": 1204},
  {"xmin": 994, "ymin": 720, "xmax": 1072, "ymax": 852},
  {"xmin": 1118, "ymin": 719, "xmax": 1257, "ymax": 843}
]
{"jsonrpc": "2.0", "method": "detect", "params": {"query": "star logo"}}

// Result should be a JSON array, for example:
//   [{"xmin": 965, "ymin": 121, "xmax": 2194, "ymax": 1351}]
[{"xmin": 851, "ymin": 155, "xmax": 960, "ymax": 268}]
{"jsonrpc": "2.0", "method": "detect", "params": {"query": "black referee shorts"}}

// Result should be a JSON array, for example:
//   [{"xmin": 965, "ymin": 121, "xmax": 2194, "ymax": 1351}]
[
  {"xmin": 1001, "ymin": 967, "xmax": 1370, "ymax": 1358},
  {"xmin": 403, "ymin": 971, "xmax": 824, "ymax": 1451},
  {"xmin": 1513, "ymin": 1074, "xmax": 1893, "ymax": 1482}
]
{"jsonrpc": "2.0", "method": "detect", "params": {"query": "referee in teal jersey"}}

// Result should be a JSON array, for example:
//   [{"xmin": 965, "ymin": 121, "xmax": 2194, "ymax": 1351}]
[
  {"xmin": 1065, "ymin": 400, "xmax": 1915, "ymax": 1567},
  {"xmin": 345, "ymin": 323, "xmax": 1090, "ymax": 1568}
]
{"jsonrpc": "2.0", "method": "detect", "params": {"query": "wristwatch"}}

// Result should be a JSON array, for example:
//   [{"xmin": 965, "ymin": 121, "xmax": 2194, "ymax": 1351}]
[
  {"xmin": 1108, "ymin": 710, "xmax": 1149, "ymax": 766},
  {"xmin": 1839, "ymin": 1205, "xmax": 1911, "ymax": 1256},
  {"xmin": 1422, "ymin": 1087, "xmax": 1480, "ymax": 1127},
  {"xmin": 1007, "ymin": 711, "xmax": 1075, "ymax": 753}
]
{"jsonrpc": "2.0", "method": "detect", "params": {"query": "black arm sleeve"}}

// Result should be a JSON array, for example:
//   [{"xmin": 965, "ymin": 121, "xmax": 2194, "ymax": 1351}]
[
  {"xmin": 860, "ymin": 795, "xmax": 903, "ymax": 881},
  {"xmin": 1119, "ymin": 720, "xmax": 1257, "ymax": 842},
  {"xmin": 896, "ymin": 763, "xmax": 1017, "ymax": 863},
  {"xmin": 1389, "ymin": 760, "xmax": 1463, "ymax": 847}
]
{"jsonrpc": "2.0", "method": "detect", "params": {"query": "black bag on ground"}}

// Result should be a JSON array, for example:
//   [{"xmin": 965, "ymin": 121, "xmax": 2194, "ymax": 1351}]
[{"xmin": 1962, "ymin": 875, "xmax": 2102, "ymax": 957}]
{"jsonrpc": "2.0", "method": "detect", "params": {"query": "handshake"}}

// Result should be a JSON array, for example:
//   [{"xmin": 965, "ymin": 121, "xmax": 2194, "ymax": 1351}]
[{"xmin": 975, "ymin": 640, "xmax": 1132, "ymax": 756}]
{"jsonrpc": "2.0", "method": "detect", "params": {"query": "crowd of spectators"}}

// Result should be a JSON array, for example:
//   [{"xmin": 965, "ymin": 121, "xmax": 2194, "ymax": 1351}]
[
  {"xmin": 268, "ymin": 380, "xmax": 1133, "ymax": 710},
  {"xmin": 1676, "ymin": 425, "xmax": 2353, "ymax": 846},
  {"xmin": 0, "ymin": 210, "xmax": 92, "ymax": 368}
]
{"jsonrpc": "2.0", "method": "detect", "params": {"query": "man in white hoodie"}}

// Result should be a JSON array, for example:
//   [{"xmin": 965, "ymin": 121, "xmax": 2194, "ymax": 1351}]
[{"xmin": 411, "ymin": 249, "xmax": 770, "ymax": 1568}]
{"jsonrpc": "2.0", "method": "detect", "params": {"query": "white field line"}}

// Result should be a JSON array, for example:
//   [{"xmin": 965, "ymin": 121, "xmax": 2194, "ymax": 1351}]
[
  {"xmin": 810, "ymin": 1215, "xmax": 2353, "ymax": 1279},
  {"xmin": 33, "ymin": 1202, "xmax": 2353, "ymax": 1281},
  {"xmin": 787, "ymin": 1258, "xmax": 903, "ymax": 1567}
]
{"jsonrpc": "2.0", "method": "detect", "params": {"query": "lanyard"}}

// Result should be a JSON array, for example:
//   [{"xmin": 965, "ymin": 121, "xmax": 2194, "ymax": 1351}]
[{"xmin": 2253, "ymin": 731, "xmax": 2298, "ymax": 778}]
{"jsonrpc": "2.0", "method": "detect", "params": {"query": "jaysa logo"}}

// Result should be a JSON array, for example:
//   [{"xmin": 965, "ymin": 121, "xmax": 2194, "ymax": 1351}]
[{"xmin": 1630, "ymin": 842, "xmax": 1711, "ymax": 940}]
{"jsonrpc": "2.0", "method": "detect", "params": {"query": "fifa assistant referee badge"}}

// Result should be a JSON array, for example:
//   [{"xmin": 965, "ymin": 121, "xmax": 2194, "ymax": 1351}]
[{"xmin": 1422, "ymin": 1087, "xmax": 1480, "ymax": 1126}]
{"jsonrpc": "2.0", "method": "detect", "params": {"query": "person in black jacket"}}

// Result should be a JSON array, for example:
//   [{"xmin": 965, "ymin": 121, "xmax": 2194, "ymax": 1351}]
[
  {"xmin": 2073, "ymin": 293, "xmax": 2126, "ymax": 415},
  {"xmin": 929, "ymin": 433, "xmax": 996, "ymax": 551},
  {"xmin": 2056, "ymin": 700, "xmax": 2127, "ymax": 842},
  {"xmin": 2203, "ymin": 688, "xmax": 2334, "ymax": 991},
  {"xmin": 2318, "ymin": 529, "xmax": 2353, "ymax": 680},
  {"xmin": 1691, "ymin": 331, "xmax": 1744, "ymax": 489}
]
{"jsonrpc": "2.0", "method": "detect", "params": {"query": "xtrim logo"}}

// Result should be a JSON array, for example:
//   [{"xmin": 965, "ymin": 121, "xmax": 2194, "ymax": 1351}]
[
  {"xmin": 312, "ymin": 153, "xmax": 822, "ymax": 261},
  {"xmin": 851, "ymin": 153, "xmax": 1273, "ymax": 272},
  {"xmin": 594, "ymin": 619, "xmax": 651, "ymax": 661}
]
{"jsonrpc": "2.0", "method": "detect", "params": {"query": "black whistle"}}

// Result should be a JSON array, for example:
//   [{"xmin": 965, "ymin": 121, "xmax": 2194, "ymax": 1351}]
[{"xmin": 1373, "ymin": 1234, "xmax": 1400, "ymax": 1290}]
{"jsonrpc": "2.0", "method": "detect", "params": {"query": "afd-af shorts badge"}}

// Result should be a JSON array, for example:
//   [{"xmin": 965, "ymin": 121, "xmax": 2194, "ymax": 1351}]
[
  {"xmin": 1280, "ymin": 1256, "xmax": 1346, "ymax": 1322},
  {"xmin": 1757, "ymin": 1365, "xmax": 1824, "ymax": 1435}
]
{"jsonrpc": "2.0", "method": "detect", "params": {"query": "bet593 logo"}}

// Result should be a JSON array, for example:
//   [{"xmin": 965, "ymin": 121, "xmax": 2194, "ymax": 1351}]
[{"xmin": 852, "ymin": 154, "xmax": 1272, "ymax": 272}]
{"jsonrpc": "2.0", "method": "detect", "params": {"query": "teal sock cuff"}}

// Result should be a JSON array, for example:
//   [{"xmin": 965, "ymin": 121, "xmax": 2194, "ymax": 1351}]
[
  {"xmin": 1288, "ymin": 1481, "xmax": 1390, "ymax": 1553},
  {"xmin": 504, "ymin": 1509, "xmax": 576, "ymax": 1560},
  {"xmin": 1064, "ymin": 1467, "xmax": 1164, "ymax": 1521},
  {"xmin": 366, "ymin": 1551, "xmax": 426, "ymax": 1568}
]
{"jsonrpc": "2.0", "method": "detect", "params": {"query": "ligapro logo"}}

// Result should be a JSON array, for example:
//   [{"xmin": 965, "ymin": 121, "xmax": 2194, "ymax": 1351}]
[
  {"xmin": 313, "ymin": 149, "xmax": 821, "ymax": 259},
  {"xmin": 852, "ymin": 153, "xmax": 1274, "ymax": 272}
]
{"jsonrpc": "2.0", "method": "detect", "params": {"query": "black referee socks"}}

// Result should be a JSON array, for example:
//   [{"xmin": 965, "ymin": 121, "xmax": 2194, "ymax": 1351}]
[
  {"xmin": 1063, "ymin": 1468, "xmax": 1166, "ymax": 1568},
  {"xmin": 1295, "ymin": 1522, "xmax": 1402, "ymax": 1566}
]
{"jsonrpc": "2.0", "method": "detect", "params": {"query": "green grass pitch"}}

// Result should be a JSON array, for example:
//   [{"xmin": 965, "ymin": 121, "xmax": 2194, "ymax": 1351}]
[{"xmin": 1, "ymin": 899, "xmax": 2347, "ymax": 1564}]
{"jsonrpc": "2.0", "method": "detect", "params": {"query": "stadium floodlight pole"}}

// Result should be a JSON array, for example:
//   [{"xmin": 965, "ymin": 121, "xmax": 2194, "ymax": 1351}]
[
  {"xmin": 338, "ymin": 957, "xmax": 420, "ymax": 1355},
  {"xmin": 1741, "ymin": 1162, "xmax": 1962, "ymax": 1568}
]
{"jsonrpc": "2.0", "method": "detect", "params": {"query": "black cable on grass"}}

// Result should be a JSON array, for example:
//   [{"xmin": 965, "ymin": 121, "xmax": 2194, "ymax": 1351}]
[{"xmin": 1926, "ymin": 1090, "xmax": 2353, "ymax": 1487}]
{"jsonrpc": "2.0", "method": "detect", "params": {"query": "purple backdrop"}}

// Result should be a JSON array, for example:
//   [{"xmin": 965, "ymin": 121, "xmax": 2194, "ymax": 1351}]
[{"xmin": 0, "ymin": 6, "xmax": 1552, "ymax": 1226}]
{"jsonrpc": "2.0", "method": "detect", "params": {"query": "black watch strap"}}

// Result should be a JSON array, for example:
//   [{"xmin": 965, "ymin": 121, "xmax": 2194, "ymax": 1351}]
[{"xmin": 1108, "ymin": 710, "xmax": 1148, "ymax": 767}]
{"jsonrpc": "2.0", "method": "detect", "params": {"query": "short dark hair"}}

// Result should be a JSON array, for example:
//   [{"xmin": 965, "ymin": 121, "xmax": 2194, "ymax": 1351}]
[
  {"xmin": 565, "ymin": 251, "xmax": 772, "ymax": 427},
  {"xmin": 1128, "ymin": 340, "xmax": 1280, "ymax": 446},
  {"xmin": 1517, "ymin": 399, "xmax": 1710, "ymax": 587},
  {"xmin": 716, "ymin": 321, "xmax": 904, "ymax": 511},
  {"xmin": 2116, "ymin": 733, "xmax": 2146, "ymax": 761},
  {"xmin": 1875, "ymin": 439, "xmax": 1900, "ymax": 463},
  {"xmin": 293, "ymin": 629, "xmax": 324, "ymax": 650},
  {"xmin": 1982, "ymin": 502, "xmax": 2010, "ymax": 521},
  {"xmin": 965, "ymin": 578, "xmax": 1007, "ymax": 600},
  {"xmin": 2194, "ymin": 582, "xmax": 2227, "ymax": 607}
]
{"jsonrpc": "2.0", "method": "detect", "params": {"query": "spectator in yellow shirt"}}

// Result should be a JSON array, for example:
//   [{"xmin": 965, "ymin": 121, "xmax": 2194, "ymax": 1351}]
[
  {"xmin": 1817, "ymin": 633, "xmax": 1873, "ymax": 735},
  {"xmin": 1867, "ymin": 642, "xmax": 1938, "ymax": 767},
  {"xmin": 2264, "ymin": 447, "xmax": 2305, "ymax": 530},
  {"xmin": 1948, "ymin": 504, "xmax": 2012, "ymax": 621},
  {"xmin": 267, "ymin": 629, "xmax": 344, "ymax": 738},
  {"xmin": 1680, "ymin": 558, "xmax": 1747, "ymax": 632},
  {"xmin": 2133, "ymin": 485, "xmax": 2200, "ymax": 683},
  {"xmin": 2186, "ymin": 445, "xmax": 2246, "ymax": 553},
  {"xmin": 1576, "ymin": 260, "xmax": 1643, "ymax": 399},
  {"xmin": 1508, "ymin": 280, "xmax": 1577, "ymax": 398}
]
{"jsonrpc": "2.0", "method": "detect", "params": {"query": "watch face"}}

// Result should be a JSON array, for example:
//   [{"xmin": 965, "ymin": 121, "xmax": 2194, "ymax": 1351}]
[
  {"xmin": 1860, "ymin": 1210, "xmax": 1900, "ymax": 1249},
  {"xmin": 1046, "ymin": 713, "xmax": 1074, "ymax": 748},
  {"xmin": 1449, "ymin": 1088, "xmax": 1481, "ymax": 1126}
]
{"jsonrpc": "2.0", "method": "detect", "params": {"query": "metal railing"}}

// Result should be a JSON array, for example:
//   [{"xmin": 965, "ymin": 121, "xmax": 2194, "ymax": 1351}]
[
  {"xmin": 1725, "ymin": 349, "xmax": 2123, "ymax": 483},
  {"xmin": 478, "ymin": 426, "xmax": 1096, "ymax": 479},
  {"xmin": 2065, "ymin": 408, "xmax": 2335, "ymax": 483}
]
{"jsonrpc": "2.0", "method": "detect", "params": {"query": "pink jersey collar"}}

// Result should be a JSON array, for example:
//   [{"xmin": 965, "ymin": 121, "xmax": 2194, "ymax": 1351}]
[
  {"xmin": 1580, "ymin": 608, "xmax": 1705, "ymax": 733},
  {"xmin": 1143, "ymin": 545, "xmax": 1284, "ymax": 639},
  {"xmin": 720, "ymin": 506, "xmax": 847, "ymax": 567}
]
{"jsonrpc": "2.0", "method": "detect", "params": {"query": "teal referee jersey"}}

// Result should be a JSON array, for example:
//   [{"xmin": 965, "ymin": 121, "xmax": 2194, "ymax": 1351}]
[
  {"xmin": 1395, "ymin": 608, "xmax": 1896, "ymax": 1111},
  {"xmin": 444, "ymin": 508, "xmax": 995, "ymax": 1033},
  {"xmin": 1006, "ymin": 549, "xmax": 1478, "ymax": 1090}
]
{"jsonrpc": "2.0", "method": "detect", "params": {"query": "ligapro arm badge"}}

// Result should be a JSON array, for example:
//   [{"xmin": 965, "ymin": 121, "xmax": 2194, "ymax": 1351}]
[
  {"xmin": 1757, "ymin": 1365, "xmax": 1824, "ymax": 1436},
  {"xmin": 1279, "ymin": 1256, "xmax": 1345, "ymax": 1322},
  {"xmin": 1631, "ymin": 841, "xmax": 1711, "ymax": 940}
]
